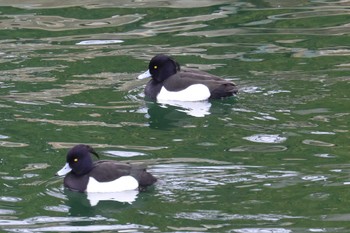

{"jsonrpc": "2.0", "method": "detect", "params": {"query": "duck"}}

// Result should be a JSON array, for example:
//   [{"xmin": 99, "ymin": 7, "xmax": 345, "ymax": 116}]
[
  {"xmin": 56, "ymin": 144, "xmax": 157, "ymax": 193},
  {"xmin": 138, "ymin": 54, "xmax": 238, "ymax": 101}
]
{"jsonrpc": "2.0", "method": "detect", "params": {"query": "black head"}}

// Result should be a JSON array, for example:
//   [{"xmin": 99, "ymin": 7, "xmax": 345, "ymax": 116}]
[
  {"xmin": 148, "ymin": 54, "xmax": 180, "ymax": 82},
  {"xmin": 66, "ymin": 144, "xmax": 99, "ymax": 176}
]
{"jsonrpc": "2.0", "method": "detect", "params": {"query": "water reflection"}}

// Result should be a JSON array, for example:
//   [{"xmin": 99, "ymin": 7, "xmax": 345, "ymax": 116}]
[
  {"xmin": 1, "ymin": 211, "xmax": 155, "ymax": 232},
  {"xmin": 49, "ymin": 142, "xmax": 166, "ymax": 151},
  {"xmin": 87, "ymin": 190, "xmax": 138, "ymax": 206},
  {"xmin": 228, "ymin": 145, "xmax": 288, "ymax": 153},
  {"xmin": 243, "ymin": 134, "xmax": 287, "ymax": 144},
  {"xmin": 146, "ymin": 102, "xmax": 202, "ymax": 129},
  {"xmin": 158, "ymin": 100, "xmax": 212, "ymax": 117},
  {"xmin": 2, "ymin": 0, "xmax": 232, "ymax": 9},
  {"xmin": 0, "ymin": 14, "xmax": 143, "ymax": 31},
  {"xmin": 76, "ymin": 40, "xmax": 123, "ymax": 45},
  {"xmin": 61, "ymin": 188, "xmax": 139, "ymax": 209}
]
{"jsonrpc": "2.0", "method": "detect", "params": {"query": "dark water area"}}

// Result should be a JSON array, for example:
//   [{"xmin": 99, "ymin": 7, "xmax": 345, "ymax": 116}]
[{"xmin": 0, "ymin": 0, "xmax": 350, "ymax": 232}]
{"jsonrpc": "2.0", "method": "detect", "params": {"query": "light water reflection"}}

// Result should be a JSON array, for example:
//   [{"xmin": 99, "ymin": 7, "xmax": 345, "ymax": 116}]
[
  {"xmin": 1, "ymin": 0, "xmax": 232, "ymax": 9},
  {"xmin": 0, "ymin": 14, "xmax": 143, "ymax": 31},
  {"xmin": 87, "ymin": 190, "xmax": 139, "ymax": 206},
  {"xmin": 157, "ymin": 100, "xmax": 212, "ymax": 117}
]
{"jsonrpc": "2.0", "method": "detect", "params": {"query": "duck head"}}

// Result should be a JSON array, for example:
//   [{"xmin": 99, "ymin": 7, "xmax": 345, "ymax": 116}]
[
  {"xmin": 138, "ymin": 54, "xmax": 180, "ymax": 82},
  {"xmin": 56, "ymin": 144, "xmax": 99, "ymax": 176}
]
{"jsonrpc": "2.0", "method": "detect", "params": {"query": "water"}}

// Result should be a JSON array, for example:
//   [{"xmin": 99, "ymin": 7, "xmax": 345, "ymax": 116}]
[{"xmin": 1, "ymin": 0, "xmax": 350, "ymax": 232}]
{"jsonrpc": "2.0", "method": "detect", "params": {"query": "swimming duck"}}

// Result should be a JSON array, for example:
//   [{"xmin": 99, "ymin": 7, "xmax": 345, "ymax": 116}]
[
  {"xmin": 138, "ymin": 54, "xmax": 238, "ymax": 101},
  {"xmin": 56, "ymin": 144, "xmax": 157, "ymax": 192}
]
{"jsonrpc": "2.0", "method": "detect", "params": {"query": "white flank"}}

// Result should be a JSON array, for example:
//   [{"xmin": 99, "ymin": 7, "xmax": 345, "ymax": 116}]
[
  {"xmin": 157, "ymin": 84, "xmax": 210, "ymax": 101},
  {"xmin": 86, "ymin": 176, "xmax": 139, "ymax": 193},
  {"xmin": 56, "ymin": 163, "xmax": 72, "ymax": 176},
  {"xmin": 137, "ymin": 70, "xmax": 151, "ymax": 79}
]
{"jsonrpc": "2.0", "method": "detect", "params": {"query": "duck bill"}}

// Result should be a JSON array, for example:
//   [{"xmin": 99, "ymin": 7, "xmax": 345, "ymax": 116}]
[
  {"xmin": 137, "ymin": 70, "xmax": 151, "ymax": 79},
  {"xmin": 56, "ymin": 163, "xmax": 72, "ymax": 176}
]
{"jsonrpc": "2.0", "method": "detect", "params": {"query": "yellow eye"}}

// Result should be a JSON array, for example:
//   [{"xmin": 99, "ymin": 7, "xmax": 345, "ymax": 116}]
[
  {"xmin": 154, "ymin": 65, "xmax": 158, "ymax": 69},
  {"xmin": 74, "ymin": 158, "xmax": 78, "ymax": 162}
]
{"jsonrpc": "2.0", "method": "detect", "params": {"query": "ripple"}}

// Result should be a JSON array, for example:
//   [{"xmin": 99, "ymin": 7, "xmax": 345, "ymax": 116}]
[
  {"xmin": 294, "ymin": 108, "xmax": 330, "ymax": 115},
  {"xmin": 0, "ymin": 141, "xmax": 29, "ymax": 147},
  {"xmin": 197, "ymin": 142, "xmax": 217, "ymax": 147},
  {"xmin": 17, "ymin": 117, "xmax": 123, "ymax": 128},
  {"xmin": 145, "ymin": 13, "xmax": 226, "ymax": 28},
  {"xmin": 177, "ymin": 28, "xmax": 247, "ymax": 37},
  {"xmin": 0, "ymin": 209, "xmax": 16, "ymax": 215},
  {"xmin": 153, "ymin": 163, "xmax": 249, "ymax": 201},
  {"xmin": 152, "ymin": 161, "xmax": 305, "ymax": 204},
  {"xmin": 175, "ymin": 209, "xmax": 301, "ymax": 222},
  {"xmin": 264, "ymin": 90, "xmax": 291, "ymax": 95},
  {"xmin": 234, "ymin": 228, "xmax": 292, "ymax": 233},
  {"xmin": 228, "ymin": 145, "xmax": 287, "ymax": 152},
  {"xmin": 302, "ymin": 139, "xmax": 335, "ymax": 147},
  {"xmin": 240, "ymin": 86, "xmax": 264, "ymax": 94},
  {"xmin": 0, "ymin": 14, "xmax": 143, "ymax": 31},
  {"xmin": 43, "ymin": 205, "xmax": 69, "ymax": 213},
  {"xmin": 1, "ymin": 216, "xmax": 156, "ymax": 232},
  {"xmin": 0, "ymin": 67, "xmax": 61, "ymax": 83},
  {"xmin": 307, "ymin": 192, "xmax": 330, "ymax": 201},
  {"xmin": 2, "ymin": 0, "xmax": 231, "ymax": 9},
  {"xmin": 49, "ymin": 142, "xmax": 167, "ymax": 151},
  {"xmin": 302, "ymin": 175, "xmax": 328, "ymax": 181},
  {"xmin": 21, "ymin": 224, "xmax": 157, "ymax": 232},
  {"xmin": 322, "ymin": 214, "xmax": 350, "ymax": 221},
  {"xmin": 103, "ymin": 150, "xmax": 147, "ymax": 158},
  {"xmin": 314, "ymin": 154, "xmax": 336, "ymax": 158},
  {"xmin": 4, "ymin": 72, "xmax": 130, "ymax": 104},
  {"xmin": 1, "ymin": 173, "xmax": 40, "ymax": 184},
  {"xmin": 45, "ymin": 188, "xmax": 67, "ymax": 201},
  {"xmin": 243, "ymin": 134, "xmax": 287, "ymax": 144},
  {"xmin": 0, "ymin": 196, "xmax": 22, "ymax": 203},
  {"xmin": 76, "ymin": 40, "xmax": 124, "ymax": 45},
  {"xmin": 309, "ymin": 131, "xmax": 335, "ymax": 135},
  {"xmin": 272, "ymin": 9, "xmax": 350, "ymax": 20},
  {"xmin": 21, "ymin": 163, "xmax": 51, "ymax": 171},
  {"xmin": 168, "ymin": 226, "xmax": 225, "ymax": 232}
]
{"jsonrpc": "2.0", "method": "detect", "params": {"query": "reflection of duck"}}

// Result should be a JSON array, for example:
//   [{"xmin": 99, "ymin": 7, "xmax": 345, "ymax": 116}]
[
  {"xmin": 146, "ymin": 102, "xmax": 201, "ymax": 129},
  {"xmin": 138, "ymin": 54, "xmax": 238, "ymax": 101},
  {"xmin": 63, "ymin": 189, "xmax": 136, "ymax": 214},
  {"xmin": 87, "ymin": 190, "xmax": 138, "ymax": 206},
  {"xmin": 158, "ymin": 100, "xmax": 211, "ymax": 117},
  {"xmin": 146, "ymin": 102, "xmax": 183, "ymax": 130},
  {"xmin": 56, "ymin": 144, "xmax": 157, "ymax": 193},
  {"xmin": 145, "ymin": 99, "xmax": 237, "ymax": 129}
]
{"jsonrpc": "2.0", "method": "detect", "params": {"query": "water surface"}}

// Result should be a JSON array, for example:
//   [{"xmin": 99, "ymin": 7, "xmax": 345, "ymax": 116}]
[{"xmin": 1, "ymin": 0, "xmax": 350, "ymax": 232}]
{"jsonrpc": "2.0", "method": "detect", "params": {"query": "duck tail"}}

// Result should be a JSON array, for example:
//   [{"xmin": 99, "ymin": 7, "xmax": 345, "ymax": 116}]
[
  {"xmin": 139, "ymin": 169, "xmax": 157, "ymax": 188},
  {"xmin": 211, "ymin": 83, "xmax": 238, "ymax": 99}
]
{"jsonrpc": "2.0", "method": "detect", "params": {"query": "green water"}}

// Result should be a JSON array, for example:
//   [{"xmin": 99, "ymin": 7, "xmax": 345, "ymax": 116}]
[{"xmin": 1, "ymin": 1, "xmax": 350, "ymax": 232}]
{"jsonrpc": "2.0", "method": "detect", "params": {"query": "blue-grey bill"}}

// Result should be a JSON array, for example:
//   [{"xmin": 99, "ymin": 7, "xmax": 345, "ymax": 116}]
[
  {"xmin": 56, "ymin": 163, "xmax": 72, "ymax": 176},
  {"xmin": 137, "ymin": 70, "xmax": 151, "ymax": 79}
]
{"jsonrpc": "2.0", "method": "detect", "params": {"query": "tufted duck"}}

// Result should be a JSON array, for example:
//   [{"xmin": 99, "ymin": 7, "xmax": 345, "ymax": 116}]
[
  {"xmin": 138, "ymin": 54, "xmax": 238, "ymax": 101},
  {"xmin": 56, "ymin": 144, "xmax": 157, "ymax": 193}
]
